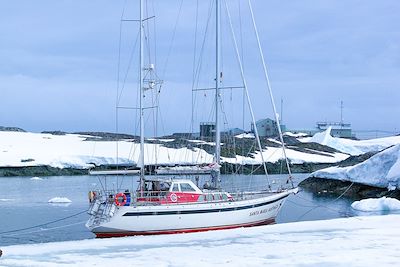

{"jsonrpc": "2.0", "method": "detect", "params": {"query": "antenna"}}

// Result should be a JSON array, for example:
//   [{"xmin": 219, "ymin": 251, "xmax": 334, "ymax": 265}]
[
  {"xmin": 340, "ymin": 100, "xmax": 343, "ymax": 128},
  {"xmin": 280, "ymin": 98, "xmax": 283, "ymax": 125}
]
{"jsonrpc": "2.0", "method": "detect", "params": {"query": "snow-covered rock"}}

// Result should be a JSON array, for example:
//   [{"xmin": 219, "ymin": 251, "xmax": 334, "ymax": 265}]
[
  {"xmin": 351, "ymin": 197, "xmax": 400, "ymax": 212},
  {"xmin": 283, "ymin": 131, "xmax": 308, "ymax": 138},
  {"xmin": 235, "ymin": 133, "xmax": 255, "ymax": 139},
  {"xmin": 311, "ymin": 144, "xmax": 400, "ymax": 189}
]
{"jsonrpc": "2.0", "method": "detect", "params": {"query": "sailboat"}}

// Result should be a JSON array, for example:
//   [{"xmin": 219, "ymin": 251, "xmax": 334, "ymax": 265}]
[{"xmin": 86, "ymin": 0, "xmax": 298, "ymax": 237}]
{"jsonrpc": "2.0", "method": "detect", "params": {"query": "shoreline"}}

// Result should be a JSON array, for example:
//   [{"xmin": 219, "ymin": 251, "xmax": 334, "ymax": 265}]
[{"xmin": 0, "ymin": 162, "xmax": 335, "ymax": 177}]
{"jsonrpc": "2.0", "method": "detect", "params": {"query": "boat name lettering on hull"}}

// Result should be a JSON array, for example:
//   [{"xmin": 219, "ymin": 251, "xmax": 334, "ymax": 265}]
[{"xmin": 249, "ymin": 204, "xmax": 279, "ymax": 217}]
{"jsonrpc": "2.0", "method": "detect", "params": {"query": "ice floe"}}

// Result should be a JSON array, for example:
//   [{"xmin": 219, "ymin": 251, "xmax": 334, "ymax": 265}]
[
  {"xmin": 48, "ymin": 197, "xmax": 72, "ymax": 203},
  {"xmin": 351, "ymin": 197, "xmax": 400, "ymax": 212}
]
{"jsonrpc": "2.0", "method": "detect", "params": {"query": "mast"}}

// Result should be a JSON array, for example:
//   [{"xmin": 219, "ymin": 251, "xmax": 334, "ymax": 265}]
[
  {"xmin": 248, "ymin": 0, "xmax": 293, "ymax": 187},
  {"xmin": 139, "ymin": 0, "xmax": 145, "ymax": 196},
  {"xmin": 214, "ymin": 0, "xmax": 221, "ymax": 189}
]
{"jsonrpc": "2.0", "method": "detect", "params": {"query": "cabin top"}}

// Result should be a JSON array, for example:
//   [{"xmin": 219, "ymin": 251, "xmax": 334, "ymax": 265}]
[{"xmin": 143, "ymin": 179, "xmax": 202, "ymax": 194}]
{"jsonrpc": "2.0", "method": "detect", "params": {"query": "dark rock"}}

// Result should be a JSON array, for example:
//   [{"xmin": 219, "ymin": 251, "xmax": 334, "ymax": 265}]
[
  {"xmin": 0, "ymin": 126, "xmax": 25, "ymax": 132},
  {"xmin": 299, "ymin": 177, "xmax": 400, "ymax": 200},
  {"xmin": 0, "ymin": 166, "xmax": 88, "ymax": 177},
  {"xmin": 338, "ymin": 151, "xmax": 377, "ymax": 167},
  {"xmin": 41, "ymin": 131, "xmax": 67, "ymax": 135},
  {"xmin": 73, "ymin": 132, "xmax": 139, "ymax": 141},
  {"xmin": 20, "ymin": 158, "xmax": 35, "ymax": 163}
]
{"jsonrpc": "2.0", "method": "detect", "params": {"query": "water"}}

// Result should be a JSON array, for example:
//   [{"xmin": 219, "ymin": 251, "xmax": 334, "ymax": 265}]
[{"xmin": 0, "ymin": 174, "xmax": 367, "ymax": 246}]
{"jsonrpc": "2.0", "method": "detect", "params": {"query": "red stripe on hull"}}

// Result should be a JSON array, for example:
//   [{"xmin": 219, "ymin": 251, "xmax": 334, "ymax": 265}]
[{"xmin": 95, "ymin": 218, "xmax": 275, "ymax": 238}]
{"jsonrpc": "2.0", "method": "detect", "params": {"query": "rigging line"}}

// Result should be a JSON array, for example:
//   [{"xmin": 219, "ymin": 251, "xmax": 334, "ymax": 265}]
[
  {"xmin": 0, "ymin": 210, "xmax": 87, "ymax": 236},
  {"xmin": 191, "ymin": 0, "xmax": 199, "ymax": 142},
  {"xmin": 239, "ymin": 0, "xmax": 245, "ymax": 171},
  {"xmin": 115, "ymin": 0, "xmax": 129, "ymax": 169},
  {"xmin": 151, "ymin": 0, "xmax": 157, "ymax": 69},
  {"xmin": 247, "ymin": 0, "xmax": 293, "ymax": 188},
  {"xmin": 117, "ymin": 30, "xmax": 140, "ymax": 105},
  {"xmin": 224, "ymin": 0, "xmax": 271, "ymax": 190},
  {"xmin": 193, "ymin": 0, "xmax": 215, "ymax": 91},
  {"xmin": 145, "ymin": 0, "xmax": 152, "ymax": 66},
  {"xmin": 161, "ymin": 0, "xmax": 184, "ymax": 79}
]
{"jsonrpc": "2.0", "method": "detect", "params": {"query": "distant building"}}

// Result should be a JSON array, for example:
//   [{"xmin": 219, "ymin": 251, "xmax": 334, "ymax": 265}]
[
  {"xmin": 316, "ymin": 122, "xmax": 353, "ymax": 138},
  {"xmin": 251, "ymin": 118, "xmax": 286, "ymax": 137},
  {"xmin": 200, "ymin": 122, "xmax": 215, "ymax": 138},
  {"xmin": 223, "ymin": 128, "xmax": 245, "ymax": 137}
]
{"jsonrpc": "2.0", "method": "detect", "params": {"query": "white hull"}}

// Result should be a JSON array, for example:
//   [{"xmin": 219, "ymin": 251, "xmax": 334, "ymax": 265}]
[{"xmin": 87, "ymin": 189, "xmax": 295, "ymax": 237}]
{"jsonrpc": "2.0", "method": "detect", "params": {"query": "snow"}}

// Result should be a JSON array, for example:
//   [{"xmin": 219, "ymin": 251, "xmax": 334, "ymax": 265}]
[
  {"xmin": 0, "ymin": 131, "xmax": 214, "ymax": 169},
  {"xmin": 48, "ymin": 197, "xmax": 72, "ymax": 203},
  {"xmin": 311, "ymin": 144, "xmax": 400, "ymax": 189},
  {"xmin": 224, "ymin": 146, "xmax": 349, "ymax": 165},
  {"xmin": 0, "ymin": 131, "xmax": 353, "ymax": 169},
  {"xmin": 283, "ymin": 132, "xmax": 308, "ymax": 137},
  {"xmin": 1, "ymin": 215, "xmax": 399, "ymax": 267},
  {"xmin": 351, "ymin": 197, "xmax": 400, "ymax": 212},
  {"xmin": 300, "ymin": 128, "xmax": 400, "ymax": 155},
  {"xmin": 235, "ymin": 133, "xmax": 255, "ymax": 139}
]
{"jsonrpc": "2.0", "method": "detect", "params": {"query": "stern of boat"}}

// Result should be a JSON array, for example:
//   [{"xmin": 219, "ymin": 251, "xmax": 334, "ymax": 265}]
[{"xmin": 86, "ymin": 191, "xmax": 117, "ymax": 230}]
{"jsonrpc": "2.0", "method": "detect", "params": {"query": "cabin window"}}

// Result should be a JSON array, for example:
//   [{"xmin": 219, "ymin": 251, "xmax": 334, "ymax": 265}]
[
  {"xmin": 197, "ymin": 195, "xmax": 205, "ymax": 202},
  {"xmin": 180, "ymin": 183, "xmax": 196, "ymax": 192},
  {"xmin": 172, "ymin": 184, "xmax": 180, "ymax": 192}
]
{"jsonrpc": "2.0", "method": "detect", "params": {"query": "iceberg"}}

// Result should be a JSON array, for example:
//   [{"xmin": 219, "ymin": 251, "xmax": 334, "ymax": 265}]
[{"xmin": 311, "ymin": 144, "xmax": 400, "ymax": 189}]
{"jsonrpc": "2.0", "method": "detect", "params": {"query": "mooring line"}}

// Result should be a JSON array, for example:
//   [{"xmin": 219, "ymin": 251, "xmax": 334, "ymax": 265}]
[{"xmin": 0, "ymin": 210, "xmax": 87, "ymax": 236}]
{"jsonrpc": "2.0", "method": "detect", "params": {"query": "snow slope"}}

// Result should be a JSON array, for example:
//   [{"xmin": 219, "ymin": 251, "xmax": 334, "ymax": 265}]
[
  {"xmin": 1, "ymin": 215, "xmax": 399, "ymax": 267},
  {"xmin": 300, "ymin": 128, "xmax": 400, "ymax": 155},
  {"xmin": 223, "ymin": 146, "xmax": 348, "ymax": 164},
  {"xmin": 0, "ymin": 131, "xmax": 213, "ymax": 169},
  {"xmin": 311, "ymin": 144, "xmax": 400, "ymax": 189}
]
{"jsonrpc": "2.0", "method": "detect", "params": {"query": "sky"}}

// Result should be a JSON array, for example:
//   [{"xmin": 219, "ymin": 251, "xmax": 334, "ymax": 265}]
[{"xmin": 0, "ymin": 0, "xmax": 399, "ymax": 137}]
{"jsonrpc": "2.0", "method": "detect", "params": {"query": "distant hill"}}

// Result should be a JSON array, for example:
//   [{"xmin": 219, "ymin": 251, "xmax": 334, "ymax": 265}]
[{"xmin": 0, "ymin": 126, "xmax": 26, "ymax": 132}]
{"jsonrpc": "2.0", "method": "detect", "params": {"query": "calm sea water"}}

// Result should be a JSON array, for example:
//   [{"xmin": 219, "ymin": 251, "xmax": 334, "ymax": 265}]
[{"xmin": 0, "ymin": 174, "xmax": 362, "ymax": 246}]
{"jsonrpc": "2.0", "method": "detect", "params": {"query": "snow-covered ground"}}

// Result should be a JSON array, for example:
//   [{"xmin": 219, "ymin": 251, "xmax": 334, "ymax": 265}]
[
  {"xmin": 223, "ymin": 146, "xmax": 348, "ymax": 165},
  {"xmin": 300, "ymin": 127, "xmax": 400, "ymax": 155},
  {"xmin": 1, "ymin": 129, "xmax": 399, "ymax": 170},
  {"xmin": 0, "ymin": 131, "xmax": 213, "ymax": 169},
  {"xmin": 1, "ymin": 215, "xmax": 399, "ymax": 267},
  {"xmin": 311, "ymin": 144, "xmax": 400, "ymax": 189},
  {"xmin": 0, "ymin": 130, "xmax": 352, "ymax": 169}
]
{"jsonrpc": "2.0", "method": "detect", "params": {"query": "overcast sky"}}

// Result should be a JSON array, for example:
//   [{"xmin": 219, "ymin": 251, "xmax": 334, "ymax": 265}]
[{"xmin": 0, "ymin": 0, "xmax": 399, "ymax": 137}]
